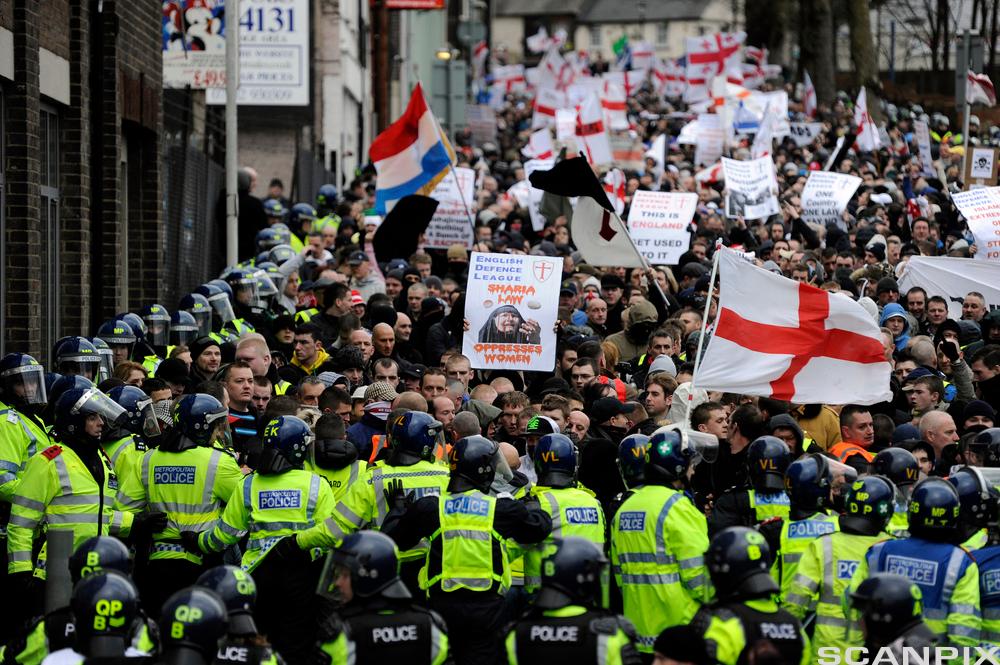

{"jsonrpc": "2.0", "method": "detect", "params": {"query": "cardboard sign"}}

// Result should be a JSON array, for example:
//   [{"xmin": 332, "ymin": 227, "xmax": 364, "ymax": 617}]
[
  {"xmin": 788, "ymin": 122, "xmax": 823, "ymax": 147},
  {"xmin": 966, "ymin": 147, "xmax": 1000, "ymax": 188},
  {"xmin": 952, "ymin": 187, "xmax": 1000, "ymax": 261},
  {"xmin": 721, "ymin": 156, "xmax": 779, "ymax": 220},
  {"xmin": 463, "ymin": 252, "xmax": 561, "ymax": 371},
  {"xmin": 425, "ymin": 167, "xmax": 476, "ymax": 249},
  {"xmin": 627, "ymin": 191, "xmax": 697, "ymax": 265},
  {"xmin": 801, "ymin": 171, "xmax": 863, "ymax": 229}
]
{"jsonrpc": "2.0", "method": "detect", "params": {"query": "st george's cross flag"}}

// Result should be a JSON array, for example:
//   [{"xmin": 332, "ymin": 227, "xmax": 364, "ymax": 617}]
[{"xmin": 695, "ymin": 247, "xmax": 892, "ymax": 404}]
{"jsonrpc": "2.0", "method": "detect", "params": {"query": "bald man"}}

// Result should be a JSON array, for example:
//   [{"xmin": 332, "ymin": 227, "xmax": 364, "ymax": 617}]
[
  {"xmin": 919, "ymin": 410, "xmax": 959, "ymax": 460},
  {"xmin": 372, "ymin": 322, "xmax": 396, "ymax": 360}
]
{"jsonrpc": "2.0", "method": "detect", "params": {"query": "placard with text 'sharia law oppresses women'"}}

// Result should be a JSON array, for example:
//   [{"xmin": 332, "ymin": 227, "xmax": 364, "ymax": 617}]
[{"xmin": 462, "ymin": 252, "xmax": 561, "ymax": 371}]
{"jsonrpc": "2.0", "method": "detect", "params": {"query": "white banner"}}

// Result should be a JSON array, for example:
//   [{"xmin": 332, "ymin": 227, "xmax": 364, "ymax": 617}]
[
  {"xmin": 952, "ymin": 187, "xmax": 1000, "ymax": 261},
  {"xmin": 913, "ymin": 120, "xmax": 936, "ymax": 178},
  {"xmin": 694, "ymin": 114, "xmax": 725, "ymax": 168},
  {"xmin": 522, "ymin": 159, "xmax": 556, "ymax": 231},
  {"xmin": 721, "ymin": 156, "xmax": 779, "ymax": 220},
  {"xmin": 207, "ymin": 0, "xmax": 310, "ymax": 105},
  {"xmin": 627, "ymin": 191, "xmax": 697, "ymax": 265},
  {"xmin": 787, "ymin": 122, "xmax": 823, "ymax": 147},
  {"xmin": 801, "ymin": 171, "xmax": 862, "ymax": 229},
  {"xmin": 463, "ymin": 252, "xmax": 561, "ymax": 372},
  {"xmin": 899, "ymin": 255, "xmax": 1000, "ymax": 319},
  {"xmin": 425, "ymin": 167, "xmax": 476, "ymax": 250}
]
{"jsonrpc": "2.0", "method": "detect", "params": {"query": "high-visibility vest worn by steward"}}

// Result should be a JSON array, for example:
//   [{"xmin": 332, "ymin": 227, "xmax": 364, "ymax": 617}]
[
  {"xmin": 420, "ymin": 490, "xmax": 512, "ymax": 594},
  {"xmin": 975, "ymin": 544, "xmax": 1000, "ymax": 647},
  {"xmin": 523, "ymin": 484, "xmax": 606, "ymax": 591},
  {"xmin": 296, "ymin": 460, "xmax": 449, "ymax": 560},
  {"xmin": 693, "ymin": 597, "xmax": 809, "ymax": 665},
  {"xmin": 199, "ymin": 469, "xmax": 334, "ymax": 571},
  {"xmin": 784, "ymin": 530, "xmax": 889, "ymax": 657},
  {"xmin": 611, "ymin": 484, "xmax": 710, "ymax": 653},
  {"xmin": 8, "ymin": 444, "xmax": 133, "ymax": 574},
  {"xmin": 773, "ymin": 511, "xmax": 839, "ymax": 598},
  {"xmin": 115, "ymin": 446, "xmax": 242, "ymax": 564},
  {"xmin": 0, "ymin": 402, "xmax": 49, "ymax": 503},
  {"xmin": 747, "ymin": 489, "xmax": 791, "ymax": 523},
  {"xmin": 849, "ymin": 536, "xmax": 981, "ymax": 648}
]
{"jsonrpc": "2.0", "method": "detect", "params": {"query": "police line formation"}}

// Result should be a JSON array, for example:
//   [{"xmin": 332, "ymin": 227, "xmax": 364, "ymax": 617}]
[{"xmin": 8, "ymin": 98, "xmax": 1000, "ymax": 665}]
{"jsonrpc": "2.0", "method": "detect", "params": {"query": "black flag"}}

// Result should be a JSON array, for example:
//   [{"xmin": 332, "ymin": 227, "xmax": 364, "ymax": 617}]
[
  {"xmin": 372, "ymin": 195, "xmax": 440, "ymax": 265},
  {"xmin": 528, "ymin": 157, "xmax": 613, "ymax": 213}
]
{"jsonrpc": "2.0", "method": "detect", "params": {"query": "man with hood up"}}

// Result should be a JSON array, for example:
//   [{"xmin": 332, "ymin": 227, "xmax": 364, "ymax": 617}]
[
  {"xmin": 879, "ymin": 302, "xmax": 911, "ymax": 354},
  {"xmin": 605, "ymin": 300, "xmax": 658, "ymax": 364}
]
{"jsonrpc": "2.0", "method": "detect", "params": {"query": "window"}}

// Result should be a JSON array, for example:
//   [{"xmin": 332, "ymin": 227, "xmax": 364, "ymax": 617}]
[
  {"xmin": 657, "ymin": 23, "xmax": 669, "ymax": 46},
  {"xmin": 39, "ymin": 106, "xmax": 60, "ymax": 358},
  {"xmin": 590, "ymin": 26, "xmax": 601, "ymax": 47}
]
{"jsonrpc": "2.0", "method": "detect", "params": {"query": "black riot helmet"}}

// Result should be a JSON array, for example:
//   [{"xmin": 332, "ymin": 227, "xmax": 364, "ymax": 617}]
[
  {"xmin": 447, "ymin": 435, "xmax": 499, "ymax": 493},
  {"xmin": 318, "ymin": 531, "xmax": 411, "ymax": 605},
  {"xmin": 747, "ymin": 436, "xmax": 791, "ymax": 493},
  {"xmin": 535, "ymin": 537, "xmax": 608, "ymax": 610},
  {"xmin": 705, "ymin": 526, "xmax": 778, "ymax": 601},
  {"xmin": 850, "ymin": 574, "xmax": 925, "ymax": 646},
  {"xmin": 71, "ymin": 571, "xmax": 141, "ymax": 658},
  {"xmin": 159, "ymin": 587, "xmax": 228, "ymax": 660},
  {"xmin": 196, "ymin": 565, "xmax": 259, "ymax": 637}
]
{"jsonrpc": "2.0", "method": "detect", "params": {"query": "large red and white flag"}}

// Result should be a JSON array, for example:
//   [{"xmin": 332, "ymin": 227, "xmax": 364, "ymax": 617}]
[
  {"xmin": 575, "ymin": 94, "xmax": 613, "ymax": 165},
  {"xmin": 629, "ymin": 40, "xmax": 655, "ymax": 72},
  {"xmin": 600, "ymin": 79, "xmax": 628, "ymax": 130},
  {"xmin": 967, "ymin": 70, "xmax": 997, "ymax": 107},
  {"xmin": 685, "ymin": 31, "xmax": 745, "ymax": 102},
  {"xmin": 802, "ymin": 70, "xmax": 817, "ymax": 118},
  {"xmin": 603, "ymin": 168, "xmax": 626, "ymax": 216},
  {"xmin": 522, "ymin": 128, "xmax": 554, "ymax": 160},
  {"xmin": 532, "ymin": 87, "xmax": 568, "ymax": 129},
  {"xmin": 473, "ymin": 40, "xmax": 489, "ymax": 80},
  {"xmin": 854, "ymin": 87, "xmax": 880, "ymax": 152},
  {"xmin": 696, "ymin": 248, "xmax": 891, "ymax": 404}
]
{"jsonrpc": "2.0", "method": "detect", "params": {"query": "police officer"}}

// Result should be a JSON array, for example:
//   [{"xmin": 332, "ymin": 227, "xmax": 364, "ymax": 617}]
[
  {"xmin": 770, "ymin": 454, "xmax": 840, "ymax": 599},
  {"xmin": 58, "ymin": 571, "xmax": 143, "ymax": 662},
  {"xmin": 139, "ymin": 304, "xmax": 172, "ymax": 366},
  {"xmin": 178, "ymin": 293, "xmax": 214, "ymax": 338},
  {"xmin": 691, "ymin": 526, "xmax": 809, "ymax": 665},
  {"xmin": 104, "ymin": 385, "xmax": 158, "ymax": 480},
  {"xmin": 193, "ymin": 415, "xmax": 334, "ymax": 663},
  {"xmin": 948, "ymin": 465, "xmax": 999, "ymax": 550},
  {"xmin": 607, "ymin": 434, "xmax": 649, "ymax": 523},
  {"xmin": 708, "ymin": 436, "xmax": 791, "ymax": 536},
  {"xmin": 849, "ymin": 477, "xmax": 981, "ymax": 648},
  {"xmin": 313, "ymin": 185, "xmax": 341, "ymax": 233},
  {"xmin": 849, "ymin": 574, "xmax": 941, "ymax": 653},
  {"xmin": 0, "ymin": 354, "xmax": 51, "ymax": 505},
  {"xmin": 965, "ymin": 427, "xmax": 1000, "ymax": 467},
  {"xmin": 95, "ymin": 320, "xmax": 138, "ymax": 368},
  {"xmin": 970, "ymin": 466, "xmax": 1000, "ymax": 647},
  {"xmin": 114, "ymin": 393, "xmax": 242, "ymax": 617},
  {"xmin": 295, "ymin": 412, "xmax": 450, "ymax": 590},
  {"xmin": 611, "ymin": 425, "xmax": 714, "ymax": 655},
  {"xmin": 872, "ymin": 447, "xmax": 920, "ymax": 537},
  {"xmin": 195, "ymin": 565, "xmax": 280, "ymax": 665},
  {"xmin": 158, "ymin": 587, "xmax": 229, "ymax": 665},
  {"xmin": 523, "ymin": 433, "xmax": 606, "ymax": 594},
  {"xmin": 504, "ymin": 537, "xmax": 640, "ymax": 665},
  {"xmin": 313, "ymin": 531, "xmax": 450, "ymax": 665},
  {"xmin": 380, "ymin": 434, "xmax": 552, "ymax": 665},
  {"xmin": 8, "ymin": 388, "xmax": 142, "ymax": 621},
  {"xmin": 785, "ymin": 474, "xmax": 895, "ymax": 658},
  {"xmin": 52, "ymin": 338, "xmax": 102, "ymax": 382},
  {"xmin": 170, "ymin": 310, "xmax": 201, "ymax": 350}
]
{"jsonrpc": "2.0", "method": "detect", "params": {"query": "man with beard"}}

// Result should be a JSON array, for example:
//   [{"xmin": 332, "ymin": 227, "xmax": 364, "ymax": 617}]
[{"xmin": 477, "ymin": 306, "xmax": 541, "ymax": 345}]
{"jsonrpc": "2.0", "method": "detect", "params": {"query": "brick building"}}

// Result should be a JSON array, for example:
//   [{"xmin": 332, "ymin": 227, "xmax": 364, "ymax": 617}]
[{"xmin": 0, "ymin": 0, "xmax": 163, "ymax": 362}]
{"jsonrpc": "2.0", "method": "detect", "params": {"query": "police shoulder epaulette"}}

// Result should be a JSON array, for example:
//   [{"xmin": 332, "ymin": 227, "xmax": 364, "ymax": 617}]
[
  {"xmin": 41, "ymin": 445, "xmax": 63, "ymax": 461},
  {"xmin": 133, "ymin": 440, "xmax": 148, "ymax": 452},
  {"xmin": 589, "ymin": 616, "xmax": 622, "ymax": 636},
  {"xmin": 212, "ymin": 445, "xmax": 239, "ymax": 461}
]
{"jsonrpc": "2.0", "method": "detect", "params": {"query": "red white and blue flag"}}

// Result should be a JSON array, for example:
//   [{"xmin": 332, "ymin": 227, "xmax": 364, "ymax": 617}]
[{"xmin": 371, "ymin": 83, "xmax": 455, "ymax": 215}]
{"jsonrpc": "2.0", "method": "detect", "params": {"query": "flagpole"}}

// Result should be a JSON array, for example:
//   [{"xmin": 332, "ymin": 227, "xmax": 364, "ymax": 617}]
[
  {"xmin": 962, "ymin": 98, "xmax": 972, "ymax": 181},
  {"xmin": 685, "ymin": 244, "xmax": 722, "ymax": 424}
]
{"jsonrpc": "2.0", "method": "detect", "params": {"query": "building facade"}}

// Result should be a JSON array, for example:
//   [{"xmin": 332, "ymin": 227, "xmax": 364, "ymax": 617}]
[{"xmin": 0, "ymin": 0, "xmax": 164, "ymax": 361}]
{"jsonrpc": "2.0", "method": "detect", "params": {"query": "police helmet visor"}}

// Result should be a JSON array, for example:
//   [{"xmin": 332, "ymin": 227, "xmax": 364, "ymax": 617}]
[
  {"xmin": 207, "ymin": 292, "xmax": 236, "ymax": 324},
  {"xmin": 171, "ymin": 323, "xmax": 199, "ymax": 347},
  {"xmin": 255, "ymin": 272, "xmax": 278, "ymax": 299},
  {"xmin": 135, "ymin": 398, "xmax": 161, "ymax": 438},
  {"xmin": 827, "ymin": 457, "xmax": 859, "ymax": 498},
  {"xmin": 317, "ymin": 551, "xmax": 352, "ymax": 605},
  {"xmin": 686, "ymin": 429, "xmax": 720, "ymax": 464},
  {"xmin": 58, "ymin": 355, "xmax": 101, "ymax": 381},
  {"xmin": 144, "ymin": 320, "xmax": 170, "ymax": 347},
  {"xmin": 2, "ymin": 364, "xmax": 48, "ymax": 406},
  {"xmin": 72, "ymin": 389, "xmax": 128, "ymax": 428},
  {"xmin": 229, "ymin": 277, "xmax": 260, "ymax": 308},
  {"xmin": 95, "ymin": 348, "xmax": 114, "ymax": 384},
  {"xmin": 491, "ymin": 445, "xmax": 515, "ymax": 488},
  {"xmin": 189, "ymin": 309, "xmax": 213, "ymax": 337}
]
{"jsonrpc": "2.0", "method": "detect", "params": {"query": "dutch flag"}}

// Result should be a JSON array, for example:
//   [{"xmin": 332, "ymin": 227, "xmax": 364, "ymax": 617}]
[{"xmin": 371, "ymin": 83, "xmax": 455, "ymax": 215}]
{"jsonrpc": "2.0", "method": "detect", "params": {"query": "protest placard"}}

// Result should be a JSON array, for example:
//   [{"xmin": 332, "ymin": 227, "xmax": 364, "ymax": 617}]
[
  {"xmin": 913, "ymin": 120, "xmax": 936, "ymax": 178},
  {"xmin": 787, "ymin": 122, "xmax": 823, "ymax": 147},
  {"xmin": 463, "ymin": 252, "xmax": 561, "ymax": 371},
  {"xmin": 721, "ymin": 156, "xmax": 779, "ymax": 219},
  {"xmin": 627, "ymin": 191, "xmax": 697, "ymax": 265},
  {"xmin": 952, "ymin": 187, "xmax": 1000, "ymax": 261},
  {"xmin": 695, "ymin": 114, "xmax": 725, "ymax": 168},
  {"xmin": 425, "ymin": 167, "xmax": 475, "ymax": 249},
  {"xmin": 900, "ymin": 255, "xmax": 1000, "ymax": 317},
  {"xmin": 801, "ymin": 171, "xmax": 862, "ymax": 229},
  {"xmin": 965, "ymin": 147, "xmax": 1000, "ymax": 189}
]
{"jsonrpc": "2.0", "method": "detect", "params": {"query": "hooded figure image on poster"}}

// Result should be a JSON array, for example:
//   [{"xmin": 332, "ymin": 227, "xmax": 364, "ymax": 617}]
[{"xmin": 478, "ymin": 305, "xmax": 542, "ymax": 344}]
